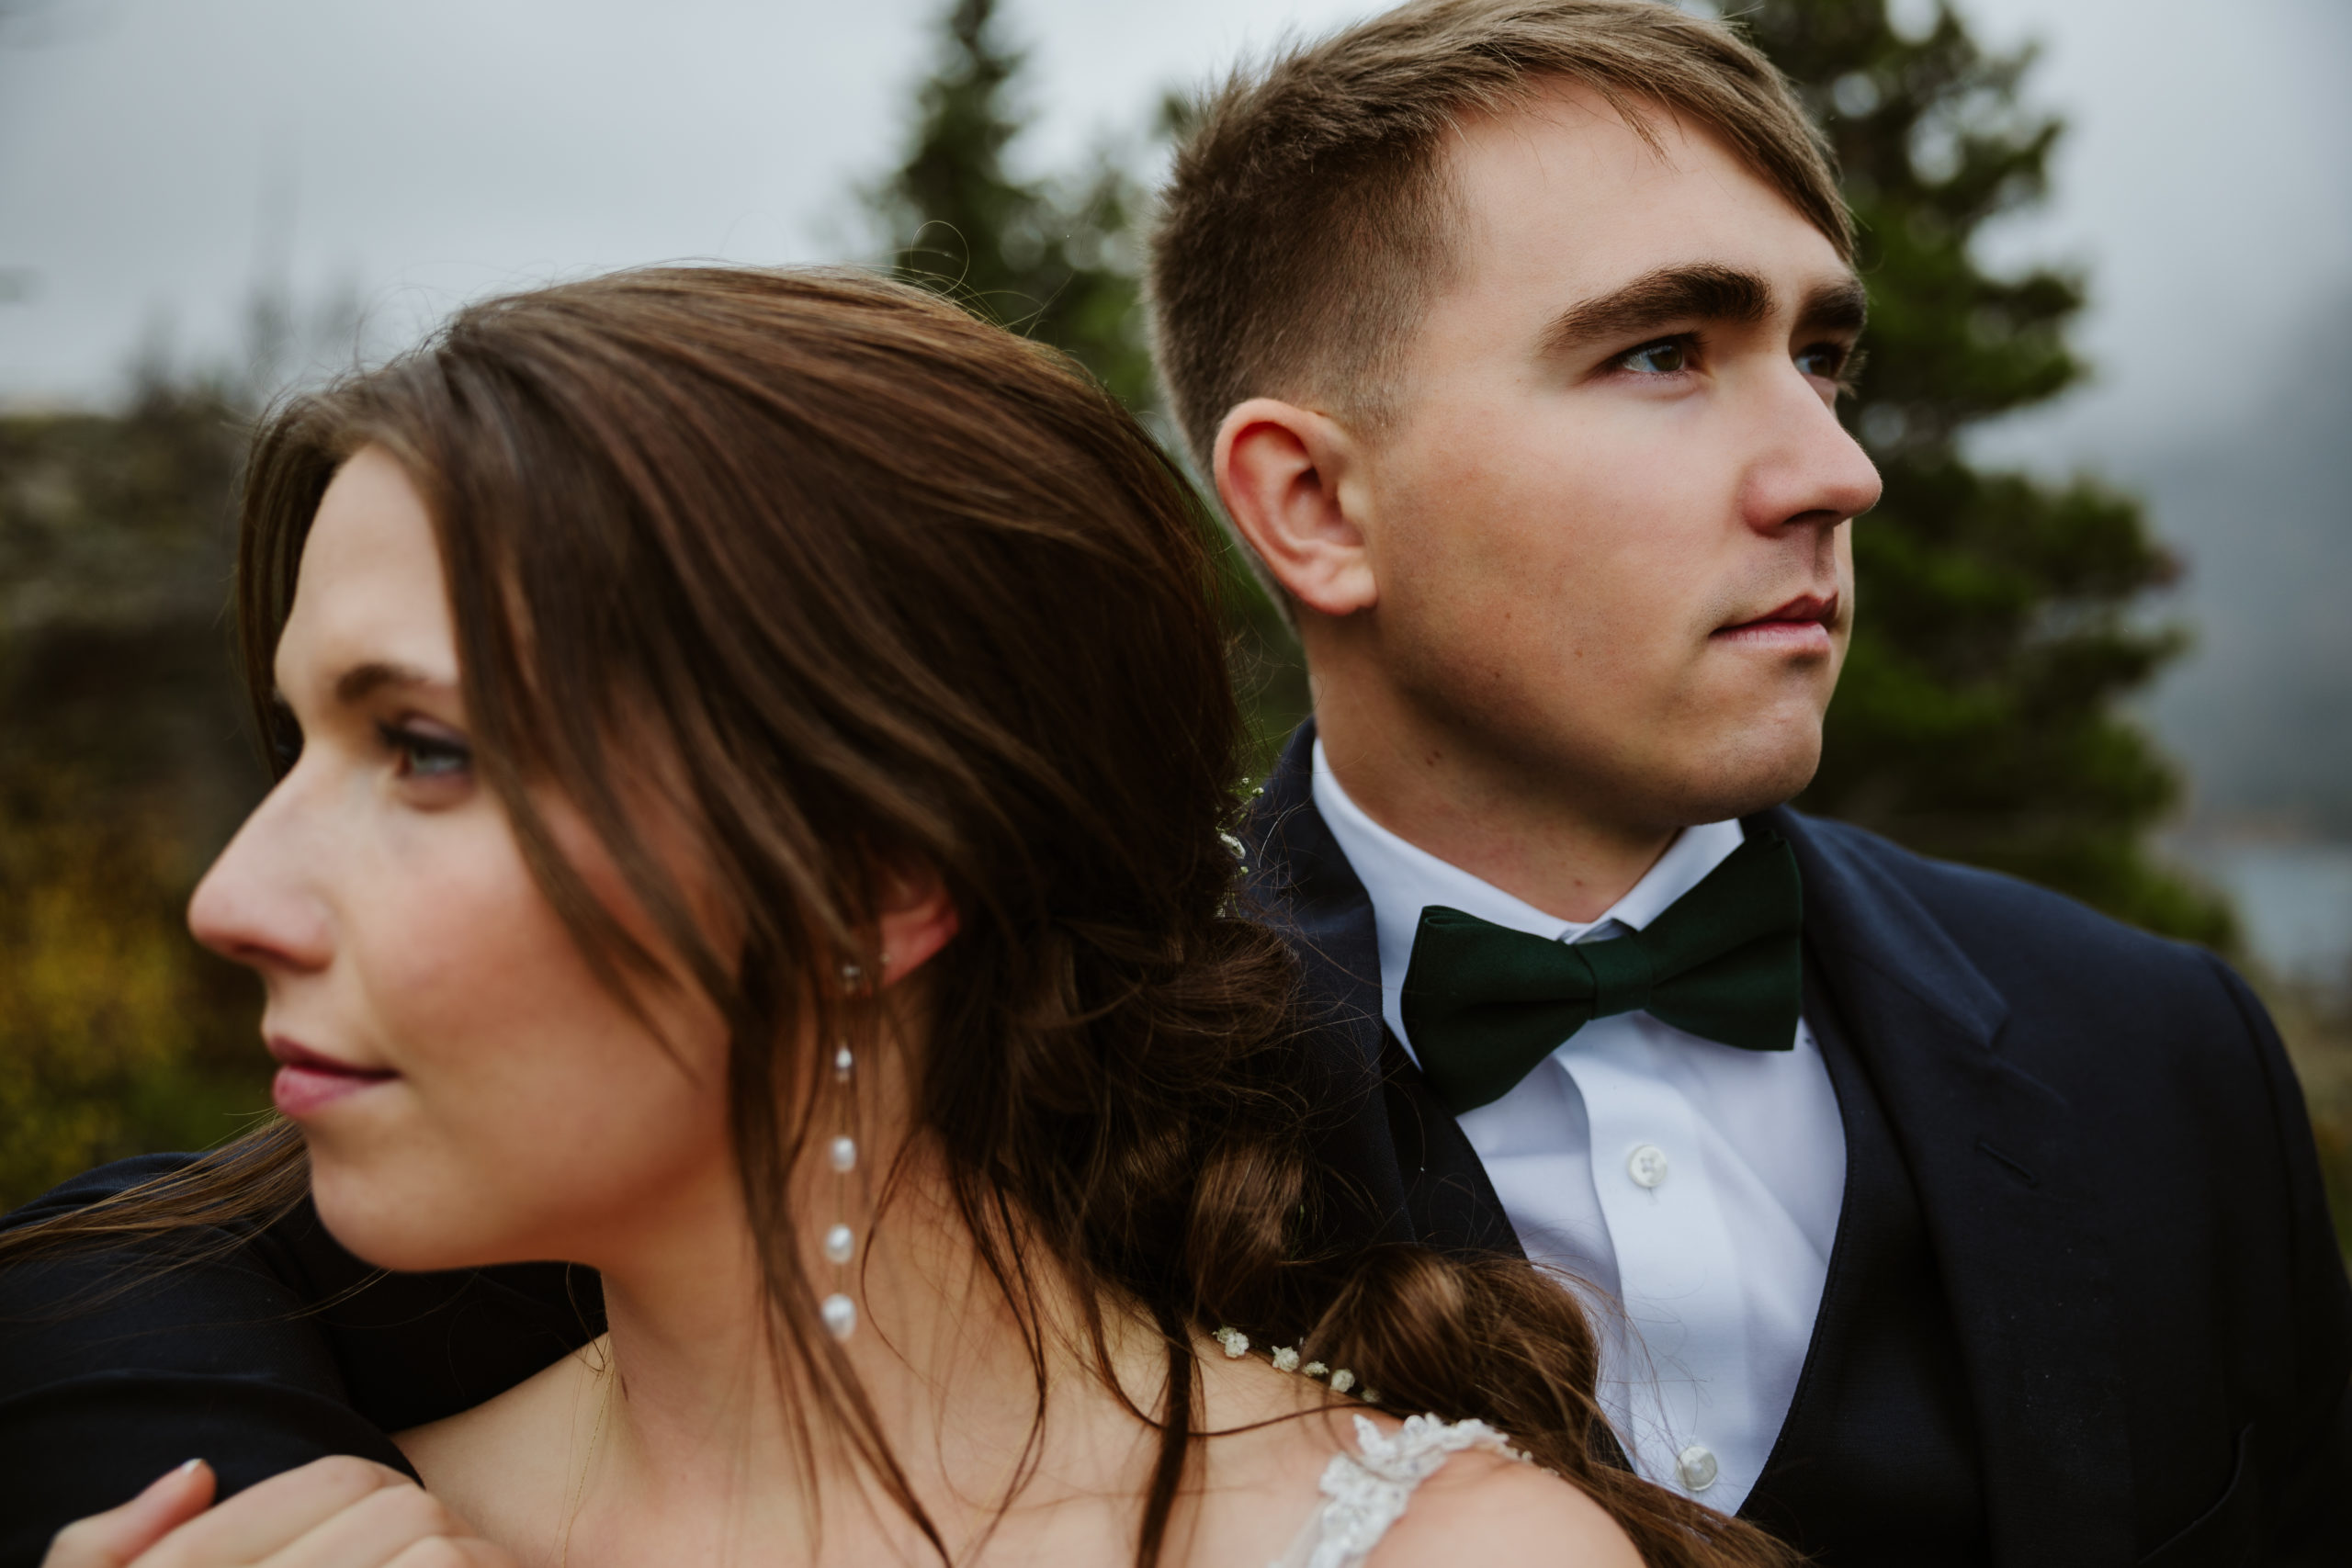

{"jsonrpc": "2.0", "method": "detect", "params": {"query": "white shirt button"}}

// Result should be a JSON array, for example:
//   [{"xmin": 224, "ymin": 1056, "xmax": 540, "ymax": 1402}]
[
  {"xmin": 1676, "ymin": 1444, "xmax": 1719, "ymax": 1492},
  {"xmin": 1626, "ymin": 1144, "xmax": 1670, "ymax": 1189}
]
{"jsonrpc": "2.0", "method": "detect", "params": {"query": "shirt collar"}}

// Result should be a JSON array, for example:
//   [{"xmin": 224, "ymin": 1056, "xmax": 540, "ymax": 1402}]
[{"xmin": 1309, "ymin": 739, "xmax": 1747, "ymax": 1057}]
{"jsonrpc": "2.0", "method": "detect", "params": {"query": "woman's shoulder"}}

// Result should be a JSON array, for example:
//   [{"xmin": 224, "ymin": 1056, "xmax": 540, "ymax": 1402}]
[
  {"xmin": 395, "ymin": 1336, "xmax": 605, "ymax": 1542},
  {"xmin": 1357, "ymin": 1421, "xmax": 1637, "ymax": 1568},
  {"xmin": 1192, "ymin": 1352, "xmax": 1637, "ymax": 1568},
  {"xmin": 395, "ymin": 1338, "xmax": 591, "ymax": 1467}
]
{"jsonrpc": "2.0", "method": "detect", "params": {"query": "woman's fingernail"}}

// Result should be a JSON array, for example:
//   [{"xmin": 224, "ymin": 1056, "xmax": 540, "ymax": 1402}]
[{"xmin": 139, "ymin": 1461, "xmax": 201, "ymax": 1495}]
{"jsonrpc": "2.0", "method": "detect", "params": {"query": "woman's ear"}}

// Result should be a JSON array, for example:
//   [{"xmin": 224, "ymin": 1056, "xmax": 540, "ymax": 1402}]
[
  {"xmin": 875, "ymin": 866, "xmax": 959, "ymax": 987},
  {"xmin": 1213, "ymin": 398, "xmax": 1379, "ymax": 618}
]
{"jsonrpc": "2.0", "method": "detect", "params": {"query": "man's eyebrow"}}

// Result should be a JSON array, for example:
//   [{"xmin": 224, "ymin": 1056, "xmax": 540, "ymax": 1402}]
[
  {"xmin": 1795, "ymin": 276, "xmax": 1870, "ymax": 335},
  {"xmin": 330, "ymin": 660, "xmax": 454, "ymax": 705},
  {"xmin": 1540, "ymin": 263, "xmax": 1774, "ymax": 356}
]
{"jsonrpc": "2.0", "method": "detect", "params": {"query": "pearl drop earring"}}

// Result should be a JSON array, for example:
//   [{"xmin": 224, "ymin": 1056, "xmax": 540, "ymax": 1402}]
[
  {"xmin": 820, "ymin": 1022, "xmax": 858, "ymax": 1341},
  {"xmin": 818, "ymin": 951, "xmax": 892, "ymax": 1342}
]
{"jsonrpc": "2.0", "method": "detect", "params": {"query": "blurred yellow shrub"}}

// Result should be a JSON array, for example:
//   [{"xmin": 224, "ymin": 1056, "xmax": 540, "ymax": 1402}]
[{"xmin": 0, "ymin": 773, "xmax": 268, "ymax": 1208}]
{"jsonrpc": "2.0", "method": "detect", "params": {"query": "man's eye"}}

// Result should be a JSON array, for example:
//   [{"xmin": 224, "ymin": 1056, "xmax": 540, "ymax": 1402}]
[
  {"xmin": 1617, "ymin": 339, "xmax": 1689, "ymax": 376},
  {"xmin": 379, "ymin": 723, "xmax": 472, "ymax": 780},
  {"xmin": 1797, "ymin": 342, "xmax": 1858, "ymax": 383}
]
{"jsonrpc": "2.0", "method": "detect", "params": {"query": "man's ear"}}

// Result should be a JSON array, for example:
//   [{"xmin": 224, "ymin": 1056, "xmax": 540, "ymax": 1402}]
[{"xmin": 1214, "ymin": 399, "xmax": 1377, "ymax": 617}]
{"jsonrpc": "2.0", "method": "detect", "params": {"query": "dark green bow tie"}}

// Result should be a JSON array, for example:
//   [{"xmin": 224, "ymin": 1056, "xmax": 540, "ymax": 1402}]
[{"xmin": 1398, "ymin": 829, "xmax": 1804, "ymax": 1116}]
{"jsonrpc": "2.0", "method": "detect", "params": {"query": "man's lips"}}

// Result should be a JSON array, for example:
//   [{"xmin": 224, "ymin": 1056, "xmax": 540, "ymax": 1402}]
[
  {"xmin": 1713, "ymin": 592, "xmax": 1840, "ymax": 649},
  {"xmin": 267, "ymin": 1036, "xmax": 398, "ymax": 1118}
]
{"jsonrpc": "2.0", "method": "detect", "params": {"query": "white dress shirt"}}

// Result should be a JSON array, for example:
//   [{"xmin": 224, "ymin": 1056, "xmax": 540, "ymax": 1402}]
[{"xmin": 1311, "ymin": 741, "xmax": 1847, "ymax": 1511}]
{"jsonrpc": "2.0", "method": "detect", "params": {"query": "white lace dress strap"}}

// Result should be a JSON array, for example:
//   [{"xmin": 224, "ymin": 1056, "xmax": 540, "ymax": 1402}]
[{"xmin": 1268, "ymin": 1413, "xmax": 1529, "ymax": 1568}]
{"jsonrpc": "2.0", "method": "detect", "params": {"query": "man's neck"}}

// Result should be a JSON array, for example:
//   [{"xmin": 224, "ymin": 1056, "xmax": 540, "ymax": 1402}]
[{"xmin": 1310, "ymin": 684, "xmax": 1679, "ymax": 927}]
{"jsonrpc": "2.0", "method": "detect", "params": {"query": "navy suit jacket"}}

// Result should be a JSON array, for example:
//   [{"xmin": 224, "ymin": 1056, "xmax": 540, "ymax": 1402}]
[{"xmin": 1239, "ymin": 723, "xmax": 2352, "ymax": 1565}]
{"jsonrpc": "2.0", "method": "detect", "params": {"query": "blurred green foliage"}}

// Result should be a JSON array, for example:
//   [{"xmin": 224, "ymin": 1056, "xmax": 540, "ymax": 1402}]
[{"xmin": 0, "ymin": 378, "xmax": 275, "ymax": 1208}]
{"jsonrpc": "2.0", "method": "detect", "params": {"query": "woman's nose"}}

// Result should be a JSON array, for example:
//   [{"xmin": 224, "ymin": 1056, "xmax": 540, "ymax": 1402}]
[{"xmin": 187, "ymin": 784, "xmax": 334, "ymax": 974}]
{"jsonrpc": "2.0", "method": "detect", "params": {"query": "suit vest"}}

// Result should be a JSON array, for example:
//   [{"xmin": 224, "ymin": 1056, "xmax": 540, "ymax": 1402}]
[{"xmin": 1738, "ymin": 959, "xmax": 1988, "ymax": 1561}]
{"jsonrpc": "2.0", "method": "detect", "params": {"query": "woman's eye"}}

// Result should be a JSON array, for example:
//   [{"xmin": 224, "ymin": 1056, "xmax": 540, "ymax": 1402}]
[
  {"xmin": 1618, "ymin": 339, "xmax": 1689, "ymax": 376},
  {"xmin": 270, "ymin": 715, "xmax": 304, "ymax": 771},
  {"xmin": 379, "ymin": 723, "xmax": 472, "ymax": 781}
]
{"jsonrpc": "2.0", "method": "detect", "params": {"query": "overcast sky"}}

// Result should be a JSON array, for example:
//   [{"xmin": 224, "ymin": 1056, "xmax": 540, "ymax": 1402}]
[{"xmin": 4, "ymin": 0, "xmax": 2346, "ymax": 465}]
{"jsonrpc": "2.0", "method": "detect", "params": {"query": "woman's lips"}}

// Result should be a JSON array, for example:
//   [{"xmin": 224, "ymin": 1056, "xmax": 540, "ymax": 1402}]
[{"xmin": 267, "ymin": 1038, "xmax": 398, "ymax": 1117}]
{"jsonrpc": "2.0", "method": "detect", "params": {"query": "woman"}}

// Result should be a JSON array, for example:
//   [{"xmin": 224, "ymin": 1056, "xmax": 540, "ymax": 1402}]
[{"xmin": 22, "ymin": 268, "xmax": 1787, "ymax": 1567}]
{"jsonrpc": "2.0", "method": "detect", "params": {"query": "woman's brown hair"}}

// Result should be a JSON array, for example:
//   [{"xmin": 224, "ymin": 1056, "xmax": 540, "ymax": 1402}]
[{"xmin": 0, "ymin": 266, "xmax": 1788, "ymax": 1568}]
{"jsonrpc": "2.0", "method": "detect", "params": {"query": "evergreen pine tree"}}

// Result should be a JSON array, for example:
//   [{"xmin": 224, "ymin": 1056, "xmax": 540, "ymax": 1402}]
[
  {"xmin": 868, "ymin": 0, "xmax": 1309, "ymax": 765},
  {"xmin": 869, "ymin": 0, "xmax": 1155, "ymax": 411}
]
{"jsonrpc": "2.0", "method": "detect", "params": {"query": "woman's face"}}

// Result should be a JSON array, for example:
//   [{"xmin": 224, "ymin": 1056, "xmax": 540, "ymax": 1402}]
[{"xmin": 189, "ymin": 446, "xmax": 737, "ymax": 1273}]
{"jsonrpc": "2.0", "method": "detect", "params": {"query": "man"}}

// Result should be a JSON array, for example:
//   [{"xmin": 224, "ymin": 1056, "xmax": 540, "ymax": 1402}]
[{"xmin": 1153, "ymin": 1, "xmax": 2349, "ymax": 1563}]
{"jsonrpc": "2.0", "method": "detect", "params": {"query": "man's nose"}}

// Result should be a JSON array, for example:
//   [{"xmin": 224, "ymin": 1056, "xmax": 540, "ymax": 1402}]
[
  {"xmin": 1741, "ymin": 372, "xmax": 1883, "ymax": 536},
  {"xmin": 187, "ymin": 779, "xmax": 334, "ymax": 975}
]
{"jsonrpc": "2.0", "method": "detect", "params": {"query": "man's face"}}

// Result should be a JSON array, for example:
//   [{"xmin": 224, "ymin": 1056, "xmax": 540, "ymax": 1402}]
[{"xmin": 1352, "ymin": 86, "xmax": 1881, "ymax": 829}]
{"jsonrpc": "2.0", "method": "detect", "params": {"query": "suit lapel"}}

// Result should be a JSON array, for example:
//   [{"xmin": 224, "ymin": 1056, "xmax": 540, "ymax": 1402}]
[
  {"xmin": 1243, "ymin": 723, "xmax": 1514, "ymax": 1256},
  {"xmin": 1760, "ymin": 806, "xmax": 2134, "ymax": 1564}
]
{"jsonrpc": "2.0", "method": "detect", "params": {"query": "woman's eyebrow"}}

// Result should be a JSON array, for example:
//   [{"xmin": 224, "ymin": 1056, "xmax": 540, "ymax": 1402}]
[{"xmin": 332, "ymin": 660, "xmax": 453, "ymax": 705}]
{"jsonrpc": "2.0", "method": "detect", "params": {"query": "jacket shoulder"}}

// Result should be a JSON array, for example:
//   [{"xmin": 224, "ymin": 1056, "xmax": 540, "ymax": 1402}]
[
  {"xmin": 1784, "ymin": 809, "xmax": 2226, "ymax": 997},
  {"xmin": 0, "ymin": 1154, "xmax": 356, "ymax": 1395},
  {"xmin": 0, "ymin": 1152, "xmax": 598, "ymax": 1482}
]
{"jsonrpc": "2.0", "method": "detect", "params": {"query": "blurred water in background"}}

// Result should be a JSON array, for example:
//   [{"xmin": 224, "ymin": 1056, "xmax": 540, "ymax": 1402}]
[
  {"xmin": 2132, "ymin": 292, "xmax": 2352, "ymax": 1004},
  {"xmin": 2170, "ymin": 840, "xmax": 2352, "ymax": 998}
]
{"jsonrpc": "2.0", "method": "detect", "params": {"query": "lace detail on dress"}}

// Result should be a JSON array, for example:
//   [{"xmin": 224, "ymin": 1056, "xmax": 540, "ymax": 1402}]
[{"xmin": 1269, "ymin": 1413, "xmax": 1528, "ymax": 1568}]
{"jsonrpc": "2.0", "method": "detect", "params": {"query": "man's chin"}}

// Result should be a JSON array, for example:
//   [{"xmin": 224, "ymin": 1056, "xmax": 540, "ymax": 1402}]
[{"xmin": 1624, "ymin": 722, "xmax": 1824, "ymax": 830}]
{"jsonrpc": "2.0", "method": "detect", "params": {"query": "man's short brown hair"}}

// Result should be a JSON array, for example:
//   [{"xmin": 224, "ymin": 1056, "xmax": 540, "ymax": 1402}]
[{"xmin": 1148, "ymin": 0, "xmax": 1851, "ymax": 477}]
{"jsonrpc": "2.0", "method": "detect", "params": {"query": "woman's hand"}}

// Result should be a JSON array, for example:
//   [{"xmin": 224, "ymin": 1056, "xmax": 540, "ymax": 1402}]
[{"xmin": 43, "ymin": 1456, "xmax": 517, "ymax": 1568}]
